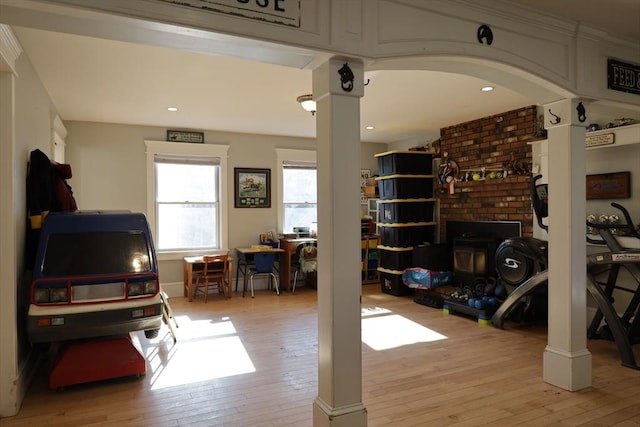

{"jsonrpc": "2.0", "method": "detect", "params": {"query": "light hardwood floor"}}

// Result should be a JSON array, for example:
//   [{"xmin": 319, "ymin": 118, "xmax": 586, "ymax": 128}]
[{"xmin": 2, "ymin": 284, "xmax": 640, "ymax": 427}]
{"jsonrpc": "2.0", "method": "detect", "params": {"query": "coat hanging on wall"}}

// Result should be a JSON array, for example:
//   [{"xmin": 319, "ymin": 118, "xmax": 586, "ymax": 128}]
[{"xmin": 26, "ymin": 149, "xmax": 78, "ymax": 267}]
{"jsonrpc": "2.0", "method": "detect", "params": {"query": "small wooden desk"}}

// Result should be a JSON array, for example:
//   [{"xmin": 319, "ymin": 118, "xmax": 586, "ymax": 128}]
[
  {"xmin": 183, "ymin": 256, "xmax": 233, "ymax": 302},
  {"xmin": 235, "ymin": 247, "xmax": 285, "ymax": 296},
  {"xmin": 279, "ymin": 238, "xmax": 317, "ymax": 291}
]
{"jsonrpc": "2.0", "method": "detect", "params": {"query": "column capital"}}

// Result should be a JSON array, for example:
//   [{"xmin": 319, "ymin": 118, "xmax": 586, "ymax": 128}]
[
  {"xmin": 313, "ymin": 57, "xmax": 364, "ymax": 102},
  {"xmin": 543, "ymin": 98, "xmax": 591, "ymax": 130}
]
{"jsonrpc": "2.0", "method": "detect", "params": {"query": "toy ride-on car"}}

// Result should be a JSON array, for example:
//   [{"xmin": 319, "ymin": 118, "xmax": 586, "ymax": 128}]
[{"xmin": 27, "ymin": 211, "xmax": 163, "ymax": 345}]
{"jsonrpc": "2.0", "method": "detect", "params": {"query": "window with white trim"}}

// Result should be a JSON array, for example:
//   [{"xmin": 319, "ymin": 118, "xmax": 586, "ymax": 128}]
[
  {"xmin": 276, "ymin": 149, "xmax": 317, "ymax": 234},
  {"xmin": 155, "ymin": 156, "xmax": 220, "ymax": 250},
  {"xmin": 145, "ymin": 141, "xmax": 229, "ymax": 257}
]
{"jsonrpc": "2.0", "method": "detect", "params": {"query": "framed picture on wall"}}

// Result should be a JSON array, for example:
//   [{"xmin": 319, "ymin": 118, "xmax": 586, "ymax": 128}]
[{"xmin": 234, "ymin": 168, "xmax": 271, "ymax": 208}]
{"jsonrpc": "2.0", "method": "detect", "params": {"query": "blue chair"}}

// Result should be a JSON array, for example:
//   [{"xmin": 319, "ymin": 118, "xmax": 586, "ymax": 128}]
[{"xmin": 247, "ymin": 252, "xmax": 279, "ymax": 298}]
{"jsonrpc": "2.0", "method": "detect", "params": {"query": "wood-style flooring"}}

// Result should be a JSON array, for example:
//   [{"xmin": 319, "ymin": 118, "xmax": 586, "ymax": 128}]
[{"xmin": 2, "ymin": 284, "xmax": 640, "ymax": 426}]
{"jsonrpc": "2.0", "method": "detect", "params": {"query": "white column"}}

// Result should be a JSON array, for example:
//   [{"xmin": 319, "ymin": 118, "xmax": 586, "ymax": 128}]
[
  {"xmin": 0, "ymin": 24, "xmax": 20, "ymax": 417},
  {"xmin": 542, "ymin": 99, "xmax": 591, "ymax": 391},
  {"xmin": 312, "ymin": 57, "xmax": 367, "ymax": 427}
]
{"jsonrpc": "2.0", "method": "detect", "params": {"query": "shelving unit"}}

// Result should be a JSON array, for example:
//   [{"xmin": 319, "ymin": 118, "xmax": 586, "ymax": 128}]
[
  {"xmin": 374, "ymin": 150, "xmax": 437, "ymax": 296},
  {"xmin": 361, "ymin": 235, "xmax": 380, "ymax": 284}
]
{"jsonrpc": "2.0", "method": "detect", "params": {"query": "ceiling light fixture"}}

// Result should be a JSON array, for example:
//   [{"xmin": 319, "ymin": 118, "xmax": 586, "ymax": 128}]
[
  {"xmin": 167, "ymin": 107, "xmax": 178, "ymax": 112},
  {"xmin": 296, "ymin": 94, "xmax": 316, "ymax": 116},
  {"xmin": 366, "ymin": 126, "xmax": 375, "ymax": 130},
  {"xmin": 481, "ymin": 86, "xmax": 494, "ymax": 92}
]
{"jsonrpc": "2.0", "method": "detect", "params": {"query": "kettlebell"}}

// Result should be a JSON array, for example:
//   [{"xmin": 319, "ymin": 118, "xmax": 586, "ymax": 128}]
[{"xmin": 494, "ymin": 282, "xmax": 507, "ymax": 300}]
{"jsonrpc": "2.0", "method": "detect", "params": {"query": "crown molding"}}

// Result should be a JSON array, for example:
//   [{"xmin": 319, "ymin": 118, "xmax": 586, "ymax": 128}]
[{"xmin": 0, "ymin": 24, "xmax": 23, "ymax": 75}]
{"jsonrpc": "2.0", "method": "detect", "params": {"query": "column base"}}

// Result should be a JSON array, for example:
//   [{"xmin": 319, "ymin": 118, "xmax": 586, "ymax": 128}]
[
  {"xmin": 313, "ymin": 397, "xmax": 367, "ymax": 427},
  {"xmin": 543, "ymin": 345, "xmax": 592, "ymax": 391}
]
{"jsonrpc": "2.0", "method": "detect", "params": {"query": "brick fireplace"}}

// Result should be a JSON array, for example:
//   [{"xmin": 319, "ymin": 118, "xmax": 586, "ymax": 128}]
[{"xmin": 437, "ymin": 105, "xmax": 544, "ymax": 243}]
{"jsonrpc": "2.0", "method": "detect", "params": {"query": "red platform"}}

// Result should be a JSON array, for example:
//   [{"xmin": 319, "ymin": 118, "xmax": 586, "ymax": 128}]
[{"xmin": 50, "ymin": 333, "xmax": 146, "ymax": 389}]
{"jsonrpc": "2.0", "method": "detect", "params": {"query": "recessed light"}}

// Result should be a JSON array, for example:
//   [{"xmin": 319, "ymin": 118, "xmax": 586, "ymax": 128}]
[
  {"xmin": 167, "ymin": 107, "xmax": 178, "ymax": 112},
  {"xmin": 365, "ymin": 125, "xmax": 375, "ymax": 130},
  {"xmin": 481, "ymin": 86, "xmax": 494, "ymax": 92}
]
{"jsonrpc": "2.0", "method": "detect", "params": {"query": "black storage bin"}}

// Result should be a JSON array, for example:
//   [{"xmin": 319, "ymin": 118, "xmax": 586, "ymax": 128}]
[
  {"xmin": 412, "ymin": 243, "xmax": 452, "ymax": 271},
  {"xmin": 378, "ymin": 245, "xmax": 414, "ymax": 271},
  {"xmin": 379, "ymin": 223, "xmax": 436, "ymax": 247},
  {"xmin": 378, "ymin": 199, "xmax": 435, "ymax": 223},
  {"xmin": 377, "ymin": 175, "xmax": 434, "ymax": 200},
  {"xmin": 379, "ymin": 268, "xmax": 413, "ymax": 296},
  {"xmin": 375, "ymin": 150, "xmax": 434, "ymax": 176}
]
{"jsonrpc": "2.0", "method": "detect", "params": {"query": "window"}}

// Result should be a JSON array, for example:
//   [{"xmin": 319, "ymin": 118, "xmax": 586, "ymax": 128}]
[
  {"xmin": 145, "ymin": 141, "xmax": 229, "ymax": 259},
  {"xmin": 276, "ymin": 149, "xmax": 317, "ymax": 234},
  {"xmin": 155, "ymin": 157, "xmax": 220, "ymax": 250}
]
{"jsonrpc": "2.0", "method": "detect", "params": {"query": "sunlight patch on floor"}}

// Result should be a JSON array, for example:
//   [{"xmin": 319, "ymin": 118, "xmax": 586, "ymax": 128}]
[
  {"xmin": 361, "ymin": 309, "xmax": 447, "ymax": 351},
  {"xmin": 145, "ymin": 316, "xmax": 256, "ymax": 390}
]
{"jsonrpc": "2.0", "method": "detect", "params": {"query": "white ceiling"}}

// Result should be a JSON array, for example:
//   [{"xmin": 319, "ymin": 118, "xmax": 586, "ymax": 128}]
[{"xmin": 9, "ymin": 1, "xmax": 640, "ymax": 145}]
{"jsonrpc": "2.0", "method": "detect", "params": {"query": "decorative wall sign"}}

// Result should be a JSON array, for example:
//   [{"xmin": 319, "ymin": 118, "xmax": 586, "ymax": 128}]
[
  {"xmin": 167, "ymin": 130, "xmax": 204, "ymax": 143},
  {"xmin": 608, "ymin": 59, "xmax": 640, "ymax": 96},
  {"xmin": 153, "ymin": 0, "xmax": 300, "ymax": 27},
  {"xmin": 234, "ymin": 168, "xmax": 271, "ymax": 208},
  {"xmin": 585, "ymin": 132, "xmax": 615, "ymax": 148},
  {"xmin": 586, "ymin": 171, "xmax": 631, "ymax": 200}
]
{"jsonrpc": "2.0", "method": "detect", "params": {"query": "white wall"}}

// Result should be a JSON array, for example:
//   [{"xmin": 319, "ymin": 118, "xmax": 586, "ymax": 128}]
[
  {"xmin": 64, "ymin": 121, "xmax": 386, "ymax": 292},
  {"xmin": 585, "ymin": 144, "xmax": 640, "ymax": 223},
  {"xmin": 1, "ymin": 46, "xmax": 58, "ymax": 417}
]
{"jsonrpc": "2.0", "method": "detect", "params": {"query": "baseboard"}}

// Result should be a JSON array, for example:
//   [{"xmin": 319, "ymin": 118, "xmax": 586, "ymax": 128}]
[
  {"xmin": 161, "ymin": 277, "xmax": 278, "ymax": 299},
  {"xmin": 161, "ymin": 281, "xmax": 183, "ymax": 298}
]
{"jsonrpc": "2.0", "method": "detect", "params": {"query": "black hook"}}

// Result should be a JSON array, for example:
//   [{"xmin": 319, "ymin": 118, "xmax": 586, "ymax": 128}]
[
  {"xmin": 577, "ymin": 102, "xmax": 586, "ymax": 123},
  {"xmin": 337, "ymin": 63, "xmax": 354, "ymax": 92},
  {"xmin": 364, "ymin": 79, "xmax": 370, "ymax": 86},
  {"xmin": 548, "ymin": 109, "xmax": 561, "ymax": 125},
  {"xmin": 477, "ymin": 24, "xmax": 494, "ymax": 45}
]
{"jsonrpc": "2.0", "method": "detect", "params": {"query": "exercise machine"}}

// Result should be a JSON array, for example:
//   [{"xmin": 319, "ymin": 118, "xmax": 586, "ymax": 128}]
[
  {"xmin": 585, "ymin": 202, "xmax": 640, "ymax": 369},
  {"xmin": 491, "ymin": 174, "xmax": 548, "ymax": 327},
  {"xmin": 491, "ymin": 174, "xmax": 640, "ymax": 369}
]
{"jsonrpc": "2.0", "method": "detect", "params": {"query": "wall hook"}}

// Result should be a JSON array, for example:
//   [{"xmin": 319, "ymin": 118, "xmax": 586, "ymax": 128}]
[
  {"xmin": 548, "ymin": 109, "xmax": 561, "ymax": 125},
  {"xmin": 577, "ymin": 102, "xmax": 587, "ymax": 123},
  {"xmin": 337, "ymin": 63, "xmax": 354, "ymax": 92},
  {"xmin": 364, "ymin": 79, "xmax": 370, "ymax": 86}
]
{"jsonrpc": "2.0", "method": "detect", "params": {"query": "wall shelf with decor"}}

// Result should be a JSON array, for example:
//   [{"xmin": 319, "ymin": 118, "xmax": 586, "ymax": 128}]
[{"xmin": 585, "ymin": 123, "xmax": 640, "ymax": 150}]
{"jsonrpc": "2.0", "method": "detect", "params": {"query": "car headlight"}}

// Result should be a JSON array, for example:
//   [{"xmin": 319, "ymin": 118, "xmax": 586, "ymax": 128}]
[
  {"xmin": 143, "ymin": 280, "xmax": 158, "ymax": 294},
  {"xmin": 34, "ymin": 288, "xmax": 50, "ymax": 303},
  {"xmin": 129, "ymin": 282, "xmax": 143, "ymax": 296},
  {"xmin": 50, "ymin": 288, "xmax": 68, "ymax": 303}
]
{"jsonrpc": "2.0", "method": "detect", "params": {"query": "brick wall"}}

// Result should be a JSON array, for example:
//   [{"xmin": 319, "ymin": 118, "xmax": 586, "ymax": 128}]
[{"xmin": 438, "ymin": 105, "xmax": 543, "ymax": 241}]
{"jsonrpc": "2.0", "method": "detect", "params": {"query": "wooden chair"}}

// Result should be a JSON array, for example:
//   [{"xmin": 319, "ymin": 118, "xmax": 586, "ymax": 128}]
[{"xmin": 193, "ymin": 255, "xmax": 229, "ymax": 303}]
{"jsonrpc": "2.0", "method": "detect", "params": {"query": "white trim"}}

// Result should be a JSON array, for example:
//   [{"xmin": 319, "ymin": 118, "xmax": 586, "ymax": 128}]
[
  {"xmin": 0, "ymin": 25, "xmax": 22, "ymax": 75},
  {"xmin": 145, "ymin": 140, "xmax": 229, "ymax": 260},
  {"xmin": 52, "ymin": 114, "xmax": 67, "ymax": 163},
  {"xmin": 275, "ymin": 148, "xmax": 317, "ymax": 233}
]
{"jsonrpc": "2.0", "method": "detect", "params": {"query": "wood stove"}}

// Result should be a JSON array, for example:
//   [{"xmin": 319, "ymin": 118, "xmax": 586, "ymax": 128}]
[{"xmin": 452, "ymin": 237, "xmax": 496, "ymax": 284}]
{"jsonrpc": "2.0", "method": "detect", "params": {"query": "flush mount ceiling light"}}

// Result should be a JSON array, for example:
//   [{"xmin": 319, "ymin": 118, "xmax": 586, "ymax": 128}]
[
  {"xmin": 167, "ymin": 106, "xmax": 178, "ymax": 112},
  {"xmin": 481, "ymin": 86, "xmax": 494, "ymax": 92},
  {"xmin": 296, "ymin": 94, "xmax": 316, "ymax": 116}
]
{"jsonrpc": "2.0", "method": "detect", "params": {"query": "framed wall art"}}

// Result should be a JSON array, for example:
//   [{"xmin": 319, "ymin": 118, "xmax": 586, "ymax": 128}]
[
  {"xmin": 234, "ymin": 168, "xmax": 271, "ymax": 208},
  {"xmin": 586, "ymin": 171, "xmax": 631, "ymax": 200}
]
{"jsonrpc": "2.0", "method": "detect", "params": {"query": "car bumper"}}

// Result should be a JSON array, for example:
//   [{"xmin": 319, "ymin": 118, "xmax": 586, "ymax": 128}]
[{"xmin": 27, "ymin": 297, "xmax": 163, "ymax": 343}]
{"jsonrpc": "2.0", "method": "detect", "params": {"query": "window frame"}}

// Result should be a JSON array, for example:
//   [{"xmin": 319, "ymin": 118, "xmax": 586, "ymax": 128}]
[
  {"xmin": 145, "ymin": 140, "xmax": 229, "ymax": 261},
  {"xmin": 275, "ymin": 148, "xmax": 317, "ymax": 234}
]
